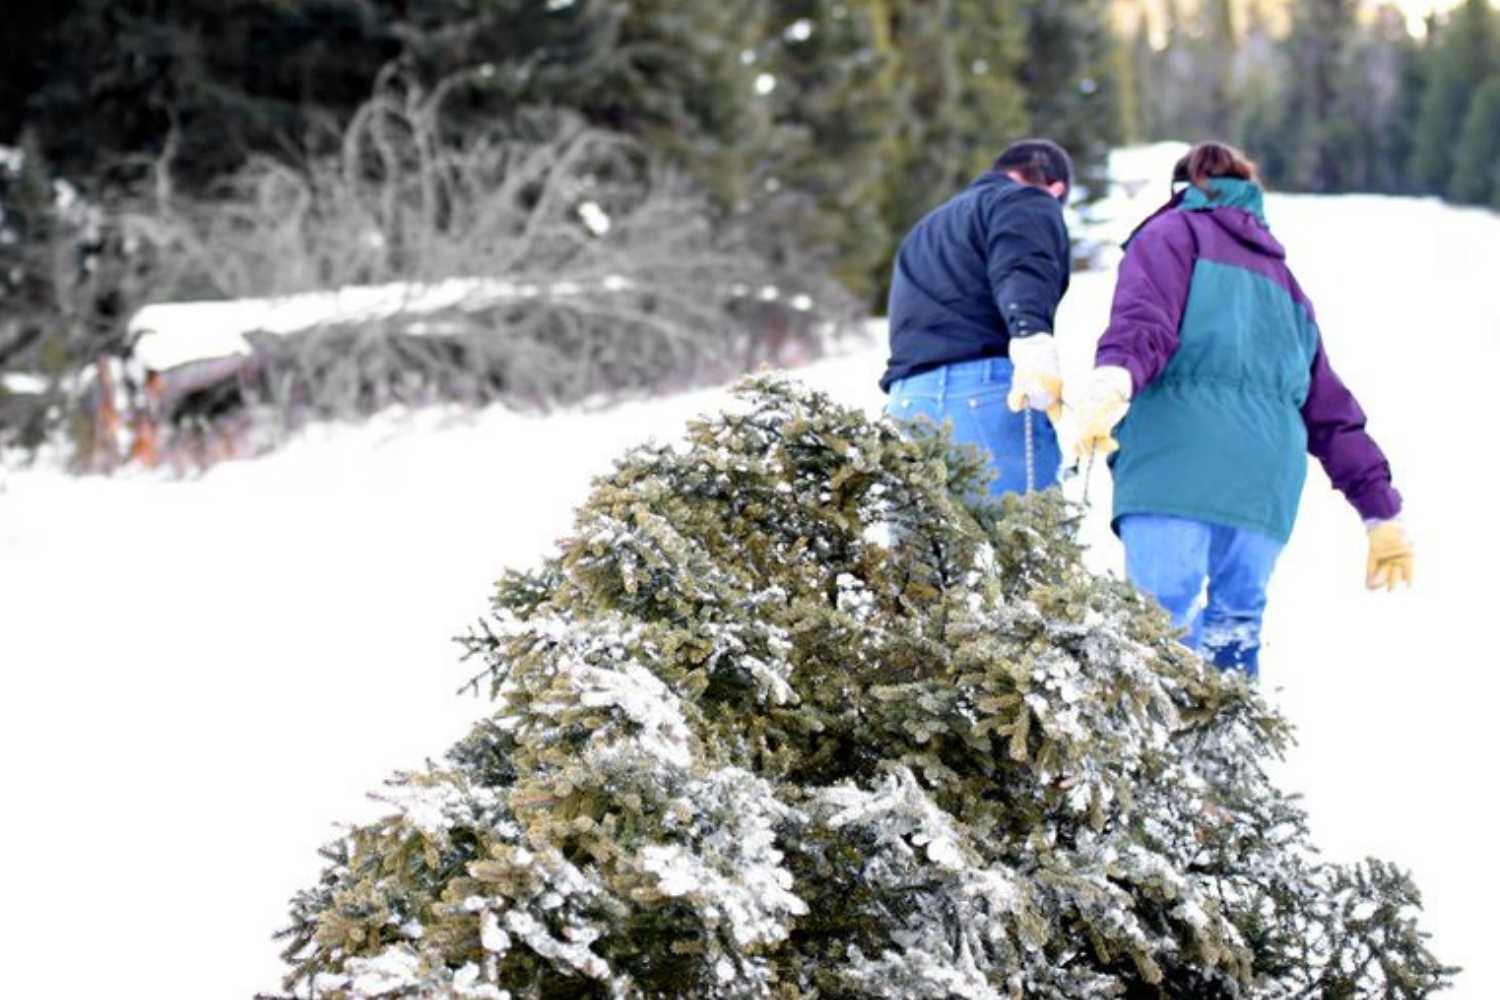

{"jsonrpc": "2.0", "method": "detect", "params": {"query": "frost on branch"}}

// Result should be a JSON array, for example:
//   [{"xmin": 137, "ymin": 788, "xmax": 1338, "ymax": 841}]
[{"xmin": 273, "ymin": 375, "xmax": 1455, "ymax": 998}]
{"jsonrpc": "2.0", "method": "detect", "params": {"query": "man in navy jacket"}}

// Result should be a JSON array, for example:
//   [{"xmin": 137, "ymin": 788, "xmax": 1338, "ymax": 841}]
[{"xmin": 881, "ymin": 139, "xmax": 1073, "ymax": 497}]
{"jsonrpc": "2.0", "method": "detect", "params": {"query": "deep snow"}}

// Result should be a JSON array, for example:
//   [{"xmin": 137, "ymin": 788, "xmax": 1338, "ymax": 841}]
[{"xmin": 2, "ymin": 151, "xmax": 1497, "ymax": 997}]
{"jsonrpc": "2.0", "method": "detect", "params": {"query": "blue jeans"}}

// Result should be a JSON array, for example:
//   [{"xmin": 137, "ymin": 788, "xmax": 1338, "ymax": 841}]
[
  {"xmin": 1118, "ymin": 514, "xmax": 1284, "ymax": 678},
  {"xmin": 884, "ymin": 358, "xmax": 1062, "ymax": 498}
]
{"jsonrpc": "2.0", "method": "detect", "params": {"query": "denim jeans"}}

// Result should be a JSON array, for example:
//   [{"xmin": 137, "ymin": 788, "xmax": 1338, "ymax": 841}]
[
  {"xmin": 1118, "ymin": 513, "xmax": 1284, "ymax": 678},
  {"xmin": 884, "ymin": 357, "xmax": 1062, "ymax": 498}
]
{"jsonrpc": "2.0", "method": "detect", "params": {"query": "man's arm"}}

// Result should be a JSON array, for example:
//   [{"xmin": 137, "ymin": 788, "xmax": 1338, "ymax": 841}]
[{"xmin": 985, "ymin": 189, "xmax": 1070, "ymax": 339}]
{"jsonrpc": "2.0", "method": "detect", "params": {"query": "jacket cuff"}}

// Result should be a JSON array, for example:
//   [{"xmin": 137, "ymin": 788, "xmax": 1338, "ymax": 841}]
[
  {"xmin": 1351, "ymin": 485, "xmax": 1402, "ymax": 523},
  {"xmin": 1007, "ymin": 311, "xmax": 1050, "ymax": 338},
  {"xmin": 1093, "ymin": 348, "xmax": 1148, "ymax": 396}
]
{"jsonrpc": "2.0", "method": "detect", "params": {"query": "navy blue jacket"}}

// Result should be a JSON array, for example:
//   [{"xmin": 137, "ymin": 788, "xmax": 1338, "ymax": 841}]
[{"xmin": 880, "ymin": 172, "xmax": 1071, "ymax": 391}]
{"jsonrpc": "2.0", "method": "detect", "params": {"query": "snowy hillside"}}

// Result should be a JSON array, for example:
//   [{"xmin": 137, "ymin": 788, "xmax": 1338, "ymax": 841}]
[{"xmin": 3, "ymin": 154, "xmax": 1498, "ymax": 996}]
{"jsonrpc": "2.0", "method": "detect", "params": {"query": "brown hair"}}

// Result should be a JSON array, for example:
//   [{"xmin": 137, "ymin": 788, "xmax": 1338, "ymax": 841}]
[{"xmin": 1172, "ymin": 141, "xmax": 1258, "ymax": 191}]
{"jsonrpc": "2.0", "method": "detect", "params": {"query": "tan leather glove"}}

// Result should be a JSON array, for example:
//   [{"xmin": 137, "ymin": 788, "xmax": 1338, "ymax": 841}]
[
  {"xmin": 1365, "ymin": 519, "xmax": 1414, "ymax": 591},
  {"xmin": 1071, "ymin": 366, "xmax": 1133, "ymax": 464}
]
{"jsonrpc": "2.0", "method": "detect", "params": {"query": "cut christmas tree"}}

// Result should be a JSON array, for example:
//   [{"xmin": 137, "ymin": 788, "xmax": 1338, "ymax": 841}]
[{"xmin": 271, "ymin": 375, "xmax": 1454, "ymax": 999}]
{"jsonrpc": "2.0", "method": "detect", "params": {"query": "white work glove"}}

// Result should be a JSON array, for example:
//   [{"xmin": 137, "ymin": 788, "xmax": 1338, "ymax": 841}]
[{"xmin": 1006, "ymin": 333, "xmax": 1062, "ymax": 414}]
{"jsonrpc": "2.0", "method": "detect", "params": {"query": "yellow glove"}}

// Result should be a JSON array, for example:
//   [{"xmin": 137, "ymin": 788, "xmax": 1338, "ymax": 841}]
[
  {"xmin": 1072, "ymin": 366, "xmax": 1133, "ymax": 464},
  {"xmin": 1365, "ymin": 519, "xmax": 1414, "ymax": 591},
  {"xmin": 1006, "ymin": 334, "xmax": 1063, "ymax": 418}
]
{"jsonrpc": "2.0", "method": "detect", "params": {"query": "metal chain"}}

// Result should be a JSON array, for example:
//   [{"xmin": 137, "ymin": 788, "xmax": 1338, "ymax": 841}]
[
  {"xmin": 1023, "ymin": 406, "xmax": 1036, "ymax": 494},
  {"xmin": 1024, "ymin": 398, "xmax": 1099, "ymax": 505}
]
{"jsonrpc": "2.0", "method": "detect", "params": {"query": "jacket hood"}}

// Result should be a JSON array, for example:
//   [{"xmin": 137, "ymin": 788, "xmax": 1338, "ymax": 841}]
[
  {"xmin": 1179, "ymin": 178, "xmax": 1284, "ymax": 259},
  {"xmin": 1122, "ymin": 190, "xmax": 1186, "ymax": 248}
]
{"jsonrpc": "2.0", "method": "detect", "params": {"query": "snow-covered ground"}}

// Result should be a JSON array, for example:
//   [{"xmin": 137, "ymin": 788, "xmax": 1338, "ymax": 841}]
[{"xmin": 3, "ymin": 156, "xmax": 1498, "ymax": 996}]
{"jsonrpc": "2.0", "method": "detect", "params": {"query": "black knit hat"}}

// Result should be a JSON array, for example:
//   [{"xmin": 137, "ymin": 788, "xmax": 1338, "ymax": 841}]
[{"xmin": 994, "ymin": 139, "xmax": 1074, "ymax": 198}]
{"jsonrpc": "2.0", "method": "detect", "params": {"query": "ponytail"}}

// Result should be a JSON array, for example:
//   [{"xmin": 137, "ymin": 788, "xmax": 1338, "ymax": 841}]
[{"xmin": 1172, "ymin": 141, "xmax": 1258, "ymax": 191}]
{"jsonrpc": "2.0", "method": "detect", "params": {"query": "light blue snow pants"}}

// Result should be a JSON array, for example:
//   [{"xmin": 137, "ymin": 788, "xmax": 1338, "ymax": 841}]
[
  {"xmin": 1118, "ymin": 514, "xmax": 1284, "ymax": 678},
  {"xmin": 884, "ymin": 357, "xmax": 1062, "ymax": 498}
]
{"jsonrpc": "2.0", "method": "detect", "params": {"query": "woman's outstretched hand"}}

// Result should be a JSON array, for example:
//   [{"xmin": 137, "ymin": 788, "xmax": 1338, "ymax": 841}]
[
  {"xmin": 1365, "ymin": 519, "xmax": 1414, "ymax": 591},
  {"xmin": 1072, "ymin": 366, "xmax": 1133, "ymax": 463}
]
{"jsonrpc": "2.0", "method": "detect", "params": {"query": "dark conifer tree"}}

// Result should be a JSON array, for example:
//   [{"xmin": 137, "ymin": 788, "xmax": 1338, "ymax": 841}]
[
  {"xmin": 1200, "ymin": 0, "xmax": 1242, "ymax": 134},
  {"xmin": 1329, "ymin": 6, "xmax": 1423, "ymax": 193},
  {"xmin": 1279, "ymin": 0, "xmax": 1358, "ymax": 191},
  {"xmin": 1014, "ymin": 0, "xmax": 1123, "ymax": 198},
  {"xmin": 1450, "ymin": 75, "xmax": 1500, "ymax": 205},
  {"xmin": 1236, "ymin": 1, "xmax": 1291, "ymax": 180},
  {"xmin": 0, "ymin": 130, "xmax": 57, "ymax": 375},
  {"xmin": 22, "ymin": 0, "xmax": 395, "ymax": 191},
  {"xmin": 1127, "ymin": 4, "xmax": 1161, "ymax": 139},
  {"xmin": 1408, "ymin": 0, "xmax": 1498, "ymax": 194},
  {"xmin": 749, "ymin": 2, "xmax": 904, "ymax": 298}
]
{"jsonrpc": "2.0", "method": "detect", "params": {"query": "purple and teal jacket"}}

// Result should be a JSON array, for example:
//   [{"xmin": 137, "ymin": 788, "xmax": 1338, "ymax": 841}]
[{"xmin": 1096, "ymin": 178, "xmax": 1401, "ymax": 543}]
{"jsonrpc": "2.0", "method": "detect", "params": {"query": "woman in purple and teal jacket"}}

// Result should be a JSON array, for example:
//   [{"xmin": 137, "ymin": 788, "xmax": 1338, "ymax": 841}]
[{"xmin": 1073, "ymin": 142, "xmax": 1414, "ymax": 678}]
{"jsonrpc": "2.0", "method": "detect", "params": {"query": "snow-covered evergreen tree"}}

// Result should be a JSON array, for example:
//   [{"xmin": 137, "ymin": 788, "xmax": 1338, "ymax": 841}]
[
  {"xmin": 272, "ymin": 376, "xmax": 1455, "ymax": 999},
  {"xmin": 1450, "ymin": 75, "xmax": 1500, "ymax": 207}
]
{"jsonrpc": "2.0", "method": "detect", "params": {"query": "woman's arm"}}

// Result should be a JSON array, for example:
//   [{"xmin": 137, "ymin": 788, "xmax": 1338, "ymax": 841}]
[
  {"xmin": 1094, "ymin": 213, "xmax": 1197, "ymax": 394},
  {"xmin": 1301, "ymin": 337, "xmax": 1403, "ymax": 521}
]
